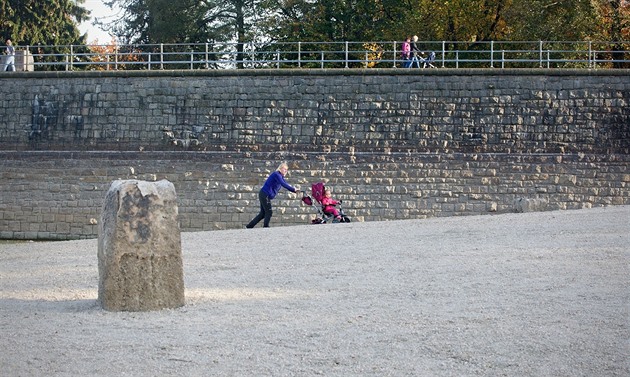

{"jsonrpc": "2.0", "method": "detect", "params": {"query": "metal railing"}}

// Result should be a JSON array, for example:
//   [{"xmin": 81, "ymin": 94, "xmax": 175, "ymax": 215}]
[{"xmin": 8, "ymin": 40, "xmax": 630, "ymax": 71}]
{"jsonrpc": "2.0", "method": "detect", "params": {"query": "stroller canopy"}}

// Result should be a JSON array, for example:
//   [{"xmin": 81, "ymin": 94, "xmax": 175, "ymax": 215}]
[{"xmin": 311, "ymin": 182, "xmax": 326, "ymax": 203}]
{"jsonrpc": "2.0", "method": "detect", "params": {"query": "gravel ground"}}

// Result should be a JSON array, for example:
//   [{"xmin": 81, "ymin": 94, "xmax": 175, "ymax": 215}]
[{"xmin": 1, "ymin": 206, "xmax": 629, "ymax": 377}]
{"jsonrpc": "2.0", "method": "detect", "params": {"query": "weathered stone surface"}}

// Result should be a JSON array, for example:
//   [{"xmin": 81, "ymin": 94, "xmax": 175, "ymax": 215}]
[
  {"xmin": 0, "ymin": 70, "xmax": 629, "ymax": 239},
  {"xmin": 98, "ymin": 179, "xmax": 184, "ymax": 311},
  {"xmin": 514, "ymin": 197, "xmax": 549, "ymax": 213},
  {"xmin": 1, "ymin": 152, "xmax": 629, "ymax": 239},
  {"xmin": 1, "ymin": 71, "xmax": 629, "ymax": 154}
]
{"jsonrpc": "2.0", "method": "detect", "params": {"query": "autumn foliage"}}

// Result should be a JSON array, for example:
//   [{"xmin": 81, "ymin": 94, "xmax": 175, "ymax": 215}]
[{"xmin": 87, "ymin": 38, "xmax": 143, "ymax": 70}]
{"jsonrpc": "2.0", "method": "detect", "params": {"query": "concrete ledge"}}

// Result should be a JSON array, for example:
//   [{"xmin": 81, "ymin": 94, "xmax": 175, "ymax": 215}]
[{"xmin": 1, "ymin": 67, "xmax": 630, "ymax": 79}]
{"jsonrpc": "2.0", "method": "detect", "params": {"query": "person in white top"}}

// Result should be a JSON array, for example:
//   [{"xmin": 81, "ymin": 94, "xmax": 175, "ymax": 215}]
[{"xmin": 4, "ymin": 39, "xmax": 15, "ymax": 71}]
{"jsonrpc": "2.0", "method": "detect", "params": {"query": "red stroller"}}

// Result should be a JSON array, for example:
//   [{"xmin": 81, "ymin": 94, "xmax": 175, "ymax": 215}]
[{"xmin": 302, "ymin": 182, "xmax": 351, "ymax": 224}]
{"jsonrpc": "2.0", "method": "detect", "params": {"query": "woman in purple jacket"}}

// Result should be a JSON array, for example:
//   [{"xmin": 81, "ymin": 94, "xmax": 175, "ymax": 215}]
[{"xmin": 246, "ymin": 162, "xmax": 300, "ymax": 228}]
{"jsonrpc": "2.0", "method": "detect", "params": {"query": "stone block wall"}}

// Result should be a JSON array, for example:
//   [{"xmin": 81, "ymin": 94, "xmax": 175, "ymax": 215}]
[
  {"xmin": 0, "ymin": 150, "xmax": 628, "ymax": 240},
  {"xmin": 0, "ymin": 69, "xmax": 628, "ymax": 154},
  {"xmin": 0, "ymin": 69, "xmax": 628, "ymax": 239}
]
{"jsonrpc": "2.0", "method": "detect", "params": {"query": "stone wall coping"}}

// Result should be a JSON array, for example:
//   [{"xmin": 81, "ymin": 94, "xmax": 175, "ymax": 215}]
[
  {"xmin": 1, "ymin": 68, "xmax": 630, "ymax": 79},
  {"xmin": 1, "ymin": 150, "xmax": 627, "ymax": 164}
]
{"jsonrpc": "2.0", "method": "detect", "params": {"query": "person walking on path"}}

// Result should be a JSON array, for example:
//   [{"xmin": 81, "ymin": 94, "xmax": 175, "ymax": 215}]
[
  {"xmin": 246, "ymin": 162, "xmax": 300, "ymax": 228},
  {"xmin": 401, "ymin": 36, "xmax": 411, "ymax": 68},
  {"xmin": 409, "ymin": 35, "xmax": 422, "ymax": 68},
  {"xmin": 4, "ymin": 39, "xmax": 15, "ymax": 72}
]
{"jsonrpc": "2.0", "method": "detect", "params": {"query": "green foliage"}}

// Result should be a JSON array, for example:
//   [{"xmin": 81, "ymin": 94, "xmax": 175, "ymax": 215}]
[
  {"xmin": 0, "ymin": 0, "xmax": 89, "ymax": 46},
  {"xmin": 264, "ymin": 0, "xmax": 611, "ymax": 45},
  {"xmin": 263, "ymin": 0, "xmax": 399, "ymax": 42},
  {"xmin": 100, "ymin": 0, "xmax": 210, "ymax": 44},
  {"xmin": 502, "ymin": 0, "xmax": 597, "ymax": 41},
  {"xmin": 262, "ymin": 0, "xmax": 515, "ymax": 43},
  {"xmin": 103, "ymin": 0, "xmax": 275, "ymax": 45}
]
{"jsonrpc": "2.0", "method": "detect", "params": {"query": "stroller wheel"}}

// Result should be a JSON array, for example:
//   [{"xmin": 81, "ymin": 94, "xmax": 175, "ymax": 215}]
[{"xmin": 342, "ymin": 216, "xmax": 351, "ymax": 223}]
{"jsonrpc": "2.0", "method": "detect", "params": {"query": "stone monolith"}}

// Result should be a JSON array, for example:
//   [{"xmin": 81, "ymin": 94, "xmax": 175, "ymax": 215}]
[{"xmin": 98, "ymin": 179, "xmax": 184, "ymax": 311}]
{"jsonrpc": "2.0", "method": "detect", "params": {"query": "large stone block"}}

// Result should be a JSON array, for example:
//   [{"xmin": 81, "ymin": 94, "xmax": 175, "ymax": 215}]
[
  {"xmin": 513, "ymin": 197, "xmax": 549, "ymax": 213},
  {"xmin": 98, "ymin": 179, "xmax": 184, "ymax": 311}
]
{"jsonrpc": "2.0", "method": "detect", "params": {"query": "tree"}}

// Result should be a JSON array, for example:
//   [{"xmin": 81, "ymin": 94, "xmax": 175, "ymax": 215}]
[
  {"xmin": 259, "ymin": 0, "xmax": 404, "ymax": 67},
  {"xmin": 96, "ymin": 0, "xmax": 625, "ymax": 69},
  {"xmin": 100, "ymin": 0, "xmax": 209, "ymax": 44},
  {"xmin": 88, "ymin": 38, "xmax": 142, "ymax": 70},
  {"xmin": 502, "ymin": 0, "xmax": 596, "ymax": 41},
  {"xmin": 102, "ymin": 0, "xmax": 273, "ymax": 44},
  {"xmin": 103, "ymin": 0, "xmax": 276, "ymax": 67},
  {"xmin": 590, "ymin": 0, "xmax": 630, "ymax": 68},
  {"xmin": 264, "ymin": 0, "xmax": 399, "ymax": 42},
  {"xmin": 402, "ymin": 0, "xmax": 512, "ymax": 42},
  {"xmin": 0, "ymin": 0, "xmax": 89, "ymax": 46},
  {"xmin": 264, "ymin": 0, "xmax": 514, "ymax": 47}
]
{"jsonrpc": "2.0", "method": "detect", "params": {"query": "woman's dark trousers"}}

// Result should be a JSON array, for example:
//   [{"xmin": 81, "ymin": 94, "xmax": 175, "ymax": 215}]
[{"xmin": 246, "ymin": 190, "xmax": 272, "ymax": 228}]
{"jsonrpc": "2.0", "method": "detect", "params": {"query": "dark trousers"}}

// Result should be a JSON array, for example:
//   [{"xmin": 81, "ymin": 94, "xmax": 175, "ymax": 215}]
[{"xmin": 246, "ymin": 190, "xmax": 272, "ymax": 228}]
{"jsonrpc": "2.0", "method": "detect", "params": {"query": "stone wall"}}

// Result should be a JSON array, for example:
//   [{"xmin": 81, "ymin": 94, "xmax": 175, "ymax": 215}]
[
  {"xmin": 0, "ymin": 69, "xmax": 628, "ymax": 154},
  {"xmin": 1, "ymin": 150, "xmax": 628, "ymax": 240},
  {"xmin": 0, "ymin": 69, "xmax": 628, "ymax": 239}
]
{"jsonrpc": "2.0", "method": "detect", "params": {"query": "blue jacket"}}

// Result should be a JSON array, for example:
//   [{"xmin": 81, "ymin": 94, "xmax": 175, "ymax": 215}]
[{"xmin": 261, "ymin": 171, "xmax": 296, "ymax": 199}]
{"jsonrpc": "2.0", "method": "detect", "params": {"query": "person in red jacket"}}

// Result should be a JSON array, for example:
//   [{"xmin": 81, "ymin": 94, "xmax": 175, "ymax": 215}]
[{"xmin": 321, "ymin": 189, "xmax": 342, "ymax": 221}]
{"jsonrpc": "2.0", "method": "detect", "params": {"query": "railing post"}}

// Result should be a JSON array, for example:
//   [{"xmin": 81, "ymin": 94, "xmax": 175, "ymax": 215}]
[
  {"xmin": 205, "ymin": 43, "xmax": 209, "ymax": 69},
  {"xmin": 115, "ymin": 45, "xmax": 119, "ymax": 70},
  {"xmin": 456, "ymin": 51, "xmax": 459, "ymax": 69},
  {"xmin": 148, "ymin": 53, "xmax": 152, "ymax": 70},
  {"xmin": 501, "ymin": 50, "xmax": 505, "ymax": 69},
  {"xmin": 276, "ymin": 50, "xmax": 280, "ymax": 69},
  {"xmin": 298, "ymin": 41, "xmax": 301, "ymax": 68},
  {"xmin": 160, "ymin": 43, "xmax": 164, "ymax": 70},
  {"xmin": 70, "ymin": 45, "xmax": 74, "ymax": 71},
  {"xmin": 26, "ymin": 45, "xmax": 31, "ymax": 71},
  {"xmin": 547, "ymin": 50, "xmax": 550, "ymax": 69},
  {"xmin": 490, "ymin": 40, "xmax": 494, "ymax": 68},
  {"xmin": 190, "ymin": 50, "xmax": 194, "ymax": 70},
  {"xmin": 393, "ymin": 41, "xmax": 397, "ymax": 68},
  {"xmin": 539, "ymin": 40, "xmax": 543, "ymax": 68},
  {"xmin": 345, "ymin": 41, "xmax": 349, "ymax": 68},
  {"xmin": 588, "ymin": 40, "xmax": 593, "ymax": 69},
  {"xmin": 442, "ymin": 41, "xmax": 446, "ymax": 68},
  {"xmin": 321, "ymin": 51, "xmax": 324, "ymax": 69}
]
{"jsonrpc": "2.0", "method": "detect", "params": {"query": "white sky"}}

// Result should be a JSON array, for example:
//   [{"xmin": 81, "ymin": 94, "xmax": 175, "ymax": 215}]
[{"xmin": 78, "ymin": 0, "xmax": 121, "ymax": 43}]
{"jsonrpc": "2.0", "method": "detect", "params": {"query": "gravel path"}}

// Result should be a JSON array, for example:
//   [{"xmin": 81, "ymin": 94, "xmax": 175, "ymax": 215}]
[{"xmin": 1, "ymin": 206, "xmax": 629, "ymax": 376}]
